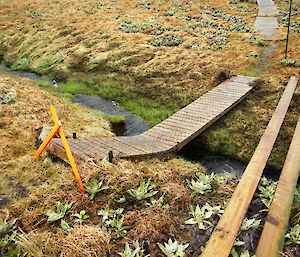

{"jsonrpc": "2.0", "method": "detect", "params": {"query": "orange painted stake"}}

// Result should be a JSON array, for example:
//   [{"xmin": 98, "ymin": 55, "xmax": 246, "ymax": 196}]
[
  {"xmin": 34, "ymin": 105, "xmax": 86, "ymax": 193},
  {"xmin": 34, "ymin": 123, "xmax": 61, "ymax": 158}
]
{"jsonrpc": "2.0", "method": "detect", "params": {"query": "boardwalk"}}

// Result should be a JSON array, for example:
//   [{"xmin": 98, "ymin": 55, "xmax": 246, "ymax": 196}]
[
  {"xmin": 254, "ymin": 0, "xmax": 283, "ymax": 40},
  {"xmin": 49, "ymin": 75, "xmax": 256, "ymax": 163}
]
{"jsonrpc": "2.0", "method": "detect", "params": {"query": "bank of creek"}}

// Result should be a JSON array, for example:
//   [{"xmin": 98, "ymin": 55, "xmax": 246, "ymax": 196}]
[{"xmin": 0, "ymin": 65, "xmax": 275, "ymax": 177}]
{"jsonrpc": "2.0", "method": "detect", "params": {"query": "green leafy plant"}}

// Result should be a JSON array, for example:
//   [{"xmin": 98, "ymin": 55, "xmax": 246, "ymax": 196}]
[
  {"xmin": 185, "ymin": 203, "xmax": 223, "ymax": 230},
  {"xmin": 157, "ymin": 238, "xmax": 189, "ymax": 257},
  {"xmin": 253, "ymin": 38, "xmax": 268, "ymax": 47},
  {"xmin": 232, "ymin": 250, "xmax": 253, "ymax": 257},
  {"xmin": 241, "ymin": 218, "xmax": 261, "ymax": 231},
  {"xmin": 147, "ymin": 194, "xmax": 170, "ymax": 209},
  {"xmin": 240, "ymin": 251, "xmax": 253, "ymax": 257},
  {"xmin": 151, "ymin": 35, "xmax": 183, "ymax": 47},
  {"xmin": 29, "ymin": 9, "xmax": 43, "ymax": 19},
  {"xmin": 120, "ymin": 20, "xmax": 150, "ymax": 33},
  {"xmin": 188, "ymin": 174, "xmax": 214, "ymax": 196},
  {"xmin": 0, "ymin": 89, "xmax": 17, "ymax": 104},
  {"xmin": 115, "ymin": 196, "xmax": 127, "ymax": 204},
  {"xmin": 258, "ymin": 181, "xmax": 277, "ymax": 209},
  {"xmin": 0, "ymin": 218, "xmax": 21, "ymax": 256},
  {"xmin": 0, "ymin": 219, "xmax": 17, "ymax": 235},
  {"xmin": 98, "ymin": 208, "xmax": 129, "ymax": 238},
  {"xmin": 11, "ymin": 54, "xmax": 31, "ymax": 71},
  {"xmin": 73, "ymin": 210, "xmax": 89, "ymax": 224},
  {"xmin": 128, "ymin": 178, "xmax": 158, "ymax": 200},
  {"xmin": 119, "ymin": 240, "xmax": 148, "ymax": 257},
  {"xmin": 85, "ymin": 179, "xmax": 109, "ymax": 200},
  {"xmin": 248, "ymin": 51, "xmax": 258, "ymax": 58},
  {"xmin": 230, "ymin": 239, "xmax": 244, "ymax": 257},
  {"xmin": 107, "ymin": 217, "xmax": 130, "ymax": 238},
  {"xmin": 45, "ymin": 201, "xmax": 73, "ymax": 223},
  {"xmin": 60, "ymin": 219, "xmax": 70, "ymax": 232},
  {"xmin": 280, "ymin": 59, "xmax": 300, "ymax": 68},
  {"xmin": 285, "ymin": 224, "xmax": 300, "ymax": 245},
  {"xmin": 98, "ymin": 207, "xmax": 124, "ymax": 225}
]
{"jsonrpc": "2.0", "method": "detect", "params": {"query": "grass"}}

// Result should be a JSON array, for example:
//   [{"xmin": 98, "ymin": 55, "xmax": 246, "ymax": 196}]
[
  {"xmin": 0, "ymin": 0, "xmax": 297, "ymax": 169},
  {"xmin": 11, "ymin": 55, "xmax": 31, "ymax": 71},
  {"xmin": 37, "ymin": 78, "xmax": 174, "ymax": 127},
  {"xmin": 1, "ymin": 72, "xmax": 299, "ymax": 257}
]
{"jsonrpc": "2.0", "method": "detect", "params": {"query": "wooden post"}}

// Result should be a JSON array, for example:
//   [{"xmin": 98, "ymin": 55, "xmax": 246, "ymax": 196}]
[
  {"xmin": 200, "ymin": 76, "xmax": 298, "ymax": 257},
  {"xmin": 284, "ymin": 0, "xmax": 293, "ymax": 59},
  {"xmin": 34, "ymin": 105, "xmax": 86, "ymax": 193},
  {"xmin": 256, "ymin": 117, "xmax": 300, "ymax": 257},
  {"xmin": 34, "ymin": 124, "xmax": 61, "ymax": 158}
]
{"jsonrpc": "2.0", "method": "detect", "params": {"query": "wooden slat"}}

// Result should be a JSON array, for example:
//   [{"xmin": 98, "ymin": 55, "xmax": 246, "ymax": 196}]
[
  {"xmin": 200, "ymin": 76, "xmax": 299, "ymax": 257},
  {"xmin": 255, "ymin": 117, "xmax": 300, "ymax": 257},
  {"xmin": 118, "ymin": 136, "xmax": 170, "ymax": 153}
]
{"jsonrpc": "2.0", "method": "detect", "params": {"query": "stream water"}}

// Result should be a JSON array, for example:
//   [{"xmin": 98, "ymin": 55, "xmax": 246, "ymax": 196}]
[
  {"xmin": 0, "ymin": 65, "xmax": 258, "ymax": 175},
  {"xmin": 0, "ymin": 65, "xmax": 149, "ymax": 136}
]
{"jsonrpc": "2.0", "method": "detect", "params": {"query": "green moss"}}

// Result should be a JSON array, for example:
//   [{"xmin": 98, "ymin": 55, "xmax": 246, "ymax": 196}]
[
  {"xmin": 35, "ymin": 58, "xmax": 50, "ymax": 74},
  {"xmin": 11, "ymin": 55, "xmax": 31, "ymax": 71},
  {"xmin": 123, "ymin": 98, "xmax": 173, "ymax": 127},
  {"xmin": 36, "ymin": 80, "xmax": 73, "ymax": 101},
  {"xmin": 103, "ymin": 114, "xmax": 126, "ymax": 124},
  {"xmin": 204, "ymin": 128, "xmax": 242, "ymax": 156},
  {"xmin": 58, "ymin": 81, "xmax": 96, "ymax": 95},
  {"xmin": 36, "ymin": 78, "xmax": 172, "ymax": 127}
]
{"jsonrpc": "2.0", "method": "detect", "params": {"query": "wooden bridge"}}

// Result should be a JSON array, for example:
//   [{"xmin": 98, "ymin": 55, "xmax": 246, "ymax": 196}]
[{"xmin": 49, "ymin": 75, "xmax": 257, "ymax": 163}]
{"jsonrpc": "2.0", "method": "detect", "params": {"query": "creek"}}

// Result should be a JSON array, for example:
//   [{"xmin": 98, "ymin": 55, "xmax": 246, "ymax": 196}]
[{"xmin": 0, "ymin": 65, "xmax": 268, "ymax": 176}]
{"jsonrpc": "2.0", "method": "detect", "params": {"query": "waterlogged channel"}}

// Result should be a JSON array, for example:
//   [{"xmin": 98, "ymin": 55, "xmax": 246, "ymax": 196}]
[
  {"xmin": 0, "ymin": 65, "xmax": 149, "ymax": 136},
  {"xmin": 0, "ymin": 65, "xmax": 258, "ymax": 175}
]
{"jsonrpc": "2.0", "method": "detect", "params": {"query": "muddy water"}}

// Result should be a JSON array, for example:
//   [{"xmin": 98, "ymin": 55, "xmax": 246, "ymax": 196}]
[{"xmin": 73, "ymin": 94, "xmax": 148, "ymax": 136}]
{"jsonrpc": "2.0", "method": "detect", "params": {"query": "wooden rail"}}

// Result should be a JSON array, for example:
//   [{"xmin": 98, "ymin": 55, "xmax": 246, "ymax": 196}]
[
  {"xmin": 49, "ymin": 75, "xmax": 256, "ymax": 163},
  {"xmin": 256, "ymin": 117, "xmax": 300, "ymax": 257},
  {"xmin": 200, "ymin": 76, "xmax": 298, "ymax": 257}
]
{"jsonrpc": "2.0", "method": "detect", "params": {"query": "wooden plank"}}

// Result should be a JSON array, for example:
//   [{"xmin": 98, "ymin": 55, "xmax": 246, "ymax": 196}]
[
  {"xmin": 229, "ymin": 76, "xmax": 257, "ymax": 84},
  {"xmin": 83, "ymin": 140, "xmax": 114, "ymax": 156},
  {"xmin": 155, "ymin": 121, "xmax": 201, "ymax": 133},
  {"xmin": 145, "ymin": 129, "xmax": 189, "ymax": 144},
  {"xmin": 160, "ymin": 115, "xmax": 206, "ymax": 126},
  {"xmin": 205, "ymin": 88, "xmax": 250, "ymax": 97},
  {"xmin": 141, "ymin": 131, "xmax": 177, "ymax": 146},
  {"xmin": 92, "ymin": 138, "xmax": 146, "ymax": 156},
  {"xmin": 50, "ymin": 75, "xmax": 255, "ymax": 163},
  {"xmin": 190, "ymin": 100, "xmax": 233, "ymax": 109},
  {"xmin": 118, "ymin": 136, "xmax": 170, "ymax": 153},
  {"xmin": 115, "ymin": 136, "xmax": 161, "ymax": 153},
  {"xmin": 255, "ymin": 117, "xmax": 300, "ymax": 257},
  {"xmin": 145, "ymin": 127, "xmax": 187, "ymax": 142},
  {"xmin": 172, "ymin": 111, "xmax": 214, "ymax": 121},
  {"xmin": 200, "ymin": 76, "xmax": 298, "ymax": 257}
]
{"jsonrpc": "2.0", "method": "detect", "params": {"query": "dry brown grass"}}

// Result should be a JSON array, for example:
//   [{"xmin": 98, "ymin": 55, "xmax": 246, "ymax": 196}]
[
  {"xmin": 0, "ymin": 0, "xmax": 298, "ymax": 169},
  {"xmin": 18, "ymin": 225, "xmax": 110, "ymax": 257},
  {"xmin": 0, "ymin": 1, "xmax": 299, "ymax": 256}
]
